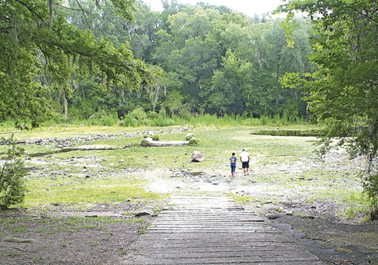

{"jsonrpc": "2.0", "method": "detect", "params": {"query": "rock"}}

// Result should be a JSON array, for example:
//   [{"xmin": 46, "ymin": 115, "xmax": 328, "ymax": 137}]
[
  {"xmin": 141, "ymin": 137, "xmax": 153, "ymax": 147},
  {"xmin": 134, "ymin": 208, "xmax": 154, "ymax": 217},
  {"xmin": 119, "ymin": 159, "xmax": 124, "ymax": 162},
  {"xmin": 85, "ymin": 214, "xmax": 99, "ymax": 218},
  {"xmin": 301, "ymin": 215, "xmax": 315, "ymax": 219},
  {"xmin": 267, "ymin": 214, "xmax": 281, "ymax": 220},
  {"xmin": 191, "ymin": 151, "xmax": 204, "ymax": 162},
  {"xmin": 134, "ymin": 212, "xmax": 151, "ymax": 217}
]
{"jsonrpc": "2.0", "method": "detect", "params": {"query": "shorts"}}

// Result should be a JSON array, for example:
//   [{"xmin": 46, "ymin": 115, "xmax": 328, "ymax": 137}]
[
  {"xmin": 242, "ymin": 161, "xmax": 249, "ymax": 169},
  {"xmin": 231, "ymin": 165, "xmax": 236, "ymax": 173}
]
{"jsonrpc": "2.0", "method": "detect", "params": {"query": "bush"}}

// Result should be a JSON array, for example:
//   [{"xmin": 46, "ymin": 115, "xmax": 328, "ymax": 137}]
[
  {"xmin": 122, "ymin": 107, "xmax": 150, "ymax": 127},
  {"xmin": 362, "ymin": 173, "xmax": 378, "ymax": 220},
  {"xmin": 186, "ymin": 133, "xmax": 195, "ymax": 141},
  {"xmin": 122, "ymin": 115, "xmax": 137, "ymax": 127},
  {"xmin": 131, "ymin": 107, "xmax": 148, "ymax": 124},
  {"xmin": 151, "ymin": 134, "xmax": 160, "ymax": 141},
  {"xmin": 189, "ymin": 137, "xmax": 199, "ymax": 146},
  {"xmin": 151, "ymin": 109, "xmax": 176, "ymax": 127},
  {"xmin": 0, "ymin": 135, "xmax": 27, "ymax": 209},
  {"xmin": 147, "ymin": 111, "xmax": 158, "ymax": 120},
  {"xmin": 101, "ymin": 113, "xmax": 119, "ymax": 126}
]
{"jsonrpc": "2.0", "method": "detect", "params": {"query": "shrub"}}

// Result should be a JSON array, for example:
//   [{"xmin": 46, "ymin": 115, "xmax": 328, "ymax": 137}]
[
  {"xmin": 0, "ymin": 135, "xmax": 27, "ymax": 209},
  {"xmin": 151, "ymin": 109, "xmax": 176, "ymax": 127},
  {"xmin": 186, "ymin": 133, "xmax": 195, "ymax": 141},
  {"xmin": 151, "ymin": 134, "xmax": 160, "ymax": 141},
  {"xmin": 189, "ymin": 137, "xmax": 199, "ymax": 146},
  {"xmin": 131, "ymin": 107, "xmax": 147, "ymax": 122},
  {"xmin": 122, "ymin": 115, "xmax": 137, "ymax": 127},
  {"xmin": 147, "ymin": 111, "xmax": 158, "ymax": 120},
  {"xmin": 101, "ymin": 113, "xmax": 119, "ymax": 126},
  {"xmin": 362, "ymin": 173, "xmax": 378, "ymax": 220}
]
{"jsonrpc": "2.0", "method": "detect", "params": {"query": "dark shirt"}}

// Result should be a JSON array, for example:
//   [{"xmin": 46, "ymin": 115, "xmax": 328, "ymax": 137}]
[{"xmin": 230, "ymin": 156, "xmax": 237, "ymax": 166}]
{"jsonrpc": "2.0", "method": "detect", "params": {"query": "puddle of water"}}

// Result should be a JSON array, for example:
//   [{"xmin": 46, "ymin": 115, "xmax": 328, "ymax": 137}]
[{"xmin": 251, "ymin": 129, "xmax": 323, "ymax": 137}]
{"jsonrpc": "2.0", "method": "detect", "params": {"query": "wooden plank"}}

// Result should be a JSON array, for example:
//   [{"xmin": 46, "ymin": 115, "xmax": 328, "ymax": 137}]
[{"xmin": 124, "ymin": 194, "xmax": 324, "ymax": 265}]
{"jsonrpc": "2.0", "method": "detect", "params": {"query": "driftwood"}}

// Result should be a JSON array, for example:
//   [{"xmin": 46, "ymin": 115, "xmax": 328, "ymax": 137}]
[
  {"xmin": 141, "ymin": 137, "xmax": 189, "ymax": 147},
  {"xmin": 147, "ymin": 140, "xmax": 189, "ymax": 147}
]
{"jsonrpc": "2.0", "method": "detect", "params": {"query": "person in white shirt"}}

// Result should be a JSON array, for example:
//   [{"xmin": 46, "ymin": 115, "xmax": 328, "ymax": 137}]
[{"xmin": 239, "ymin": 148, "xmax": 250, "ymax": 176}]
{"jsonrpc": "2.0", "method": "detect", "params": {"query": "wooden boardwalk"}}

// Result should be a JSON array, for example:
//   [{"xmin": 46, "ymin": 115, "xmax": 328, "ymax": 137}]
[{"xmin": 124, "ymin": 194, "xmax": 324, "ymax": 264}]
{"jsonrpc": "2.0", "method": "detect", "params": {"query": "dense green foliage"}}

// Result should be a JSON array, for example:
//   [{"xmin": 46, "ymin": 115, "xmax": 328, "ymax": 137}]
[
  {"xmin": 280, "ymin": 0, "xmax": 378, "ymax": 218},
  {"xmin": 136, "ymin": 2, "xmax": 315, "ymax": 118},
  {"xmin": 1, "ymin": 0, "xmax": 317, "ymax": 126},
  {"xmin": 0, "ymin": 0, "xmax": 150, "ymax": 127},
  {"xmin": 0, "ymin": 136, "xmax": 26, "ymax": 209}
]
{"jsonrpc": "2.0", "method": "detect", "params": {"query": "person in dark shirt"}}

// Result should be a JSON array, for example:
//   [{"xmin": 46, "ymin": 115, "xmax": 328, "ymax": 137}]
[{"xmin": 230, "ymin": 152, "xmax": 237, "ymax": 178}]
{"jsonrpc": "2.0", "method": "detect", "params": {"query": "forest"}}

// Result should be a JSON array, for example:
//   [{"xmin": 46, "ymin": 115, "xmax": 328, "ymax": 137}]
[{"xmin": 1, "ymin": 0, "xmax": 316, "ymax": 126}]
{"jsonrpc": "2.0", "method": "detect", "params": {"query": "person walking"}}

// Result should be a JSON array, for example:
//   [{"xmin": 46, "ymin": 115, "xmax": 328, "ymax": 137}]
[
  {"xmin": 230, "ymin": 152, "xmax": 237, "ymax": 178},
  {"xmin": 240, "ymin": 148, "xmax": 250, "ymax": 176}
]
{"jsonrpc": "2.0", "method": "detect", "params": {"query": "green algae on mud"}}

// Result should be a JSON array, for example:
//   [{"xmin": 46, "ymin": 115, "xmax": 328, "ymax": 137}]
[{"xmin": 9, "ymin": 124, "xmax": 367, "ymax": 217}]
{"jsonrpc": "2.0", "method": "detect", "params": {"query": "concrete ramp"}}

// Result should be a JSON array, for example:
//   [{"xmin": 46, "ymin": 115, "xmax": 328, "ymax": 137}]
[{"xmin": 124, "ymin": 194, "xmax": 324, "ymax": 264}]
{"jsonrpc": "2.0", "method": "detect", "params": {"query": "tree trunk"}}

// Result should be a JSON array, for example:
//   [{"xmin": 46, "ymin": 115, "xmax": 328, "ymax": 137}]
[
  {"xmin": 60, "ymin": 87, "xmax": 68, "ymax": 122},
  {"xmin": 141, "ymin": 138, "xmax": 189, "ymax": 147},
  {"xmin": 276, "ymin": 64, "xmax": 280, "ymax": 112}
]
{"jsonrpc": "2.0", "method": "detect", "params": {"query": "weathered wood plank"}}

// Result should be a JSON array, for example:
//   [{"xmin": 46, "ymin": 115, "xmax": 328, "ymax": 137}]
[{"xmin": 123, "ymin": 194, "xmax": 325, "ymax": 265}]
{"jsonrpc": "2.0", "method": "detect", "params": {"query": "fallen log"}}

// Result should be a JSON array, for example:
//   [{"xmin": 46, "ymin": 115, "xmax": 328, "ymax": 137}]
[{"xmin": 141, "ymin": 137, "xmax": 189, "ymax": 147}]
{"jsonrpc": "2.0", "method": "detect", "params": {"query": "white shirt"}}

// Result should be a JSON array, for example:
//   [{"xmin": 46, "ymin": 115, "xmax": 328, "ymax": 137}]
[{"xmin": 240, "ymin": 151, "xmax": 250, "ymax": 162}]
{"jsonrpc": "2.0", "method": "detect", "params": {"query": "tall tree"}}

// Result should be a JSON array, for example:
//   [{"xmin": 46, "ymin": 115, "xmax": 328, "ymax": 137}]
[
  {"xmin": 0, "ymin": 0, "xmax": 145, "ymax": 126},
  {"xmin": 281, "ymin": 0, "xmax": 378, "ymax": 218}
]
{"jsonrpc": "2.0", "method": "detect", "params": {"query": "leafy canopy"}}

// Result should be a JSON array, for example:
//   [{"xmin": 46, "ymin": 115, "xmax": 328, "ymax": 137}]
[
  {"xmin": 280, "ymin": 0, "xmax": 378, "ymax": 218},
  {"xmin": 0, "ymin": 0, "xmax": 146, "ymax": 127}
]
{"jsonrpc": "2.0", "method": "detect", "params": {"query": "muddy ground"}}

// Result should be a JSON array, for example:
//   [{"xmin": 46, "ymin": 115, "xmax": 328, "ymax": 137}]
[{"xmin": 0, "ymin": 131, "xmax": 377, "ymax": 265}]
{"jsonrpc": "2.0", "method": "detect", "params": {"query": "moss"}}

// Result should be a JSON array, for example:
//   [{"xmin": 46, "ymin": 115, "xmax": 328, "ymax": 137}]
[
  {"xmin": 335, "ymin": 248, "xmax": 353, "ymax": 253},
  {"xmin": 189, "ymin": 137, "xmax": 199, "ymax": 146}
]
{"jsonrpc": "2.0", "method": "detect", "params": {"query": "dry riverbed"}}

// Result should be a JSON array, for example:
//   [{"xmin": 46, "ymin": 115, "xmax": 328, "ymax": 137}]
[{"xmin": 0, "ymin": 127, "xmax": 377, "ymax": 264}]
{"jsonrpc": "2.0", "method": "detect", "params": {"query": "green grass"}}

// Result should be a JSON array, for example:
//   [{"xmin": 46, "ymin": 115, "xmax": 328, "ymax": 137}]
[
  {"xmin": 232, "ymin": 194, "xmax": 254, "ymax": 204},
  {"xmin": 0, "ymin": 216, "xmax": 146, "ymax": 238},
  {"xmin": 24, "ymin": 176, "xmax": 164, "ymax": 207}
]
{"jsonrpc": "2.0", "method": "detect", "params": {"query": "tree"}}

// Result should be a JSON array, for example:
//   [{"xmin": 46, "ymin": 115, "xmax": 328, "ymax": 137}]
[
  {"xmin": 0, "ymin": 0, "xmax": 144, "ymax": 126},
  {"xmin": 281, "ymin": 0, "xmax": 378, "ymax": 218},
  {"xmin": 0, "ymin": 136, "xmax": 27, "ymax": 209},
  {"xmin": 153, "ymin": 7, "xmax": 224, "ymax": 113}
]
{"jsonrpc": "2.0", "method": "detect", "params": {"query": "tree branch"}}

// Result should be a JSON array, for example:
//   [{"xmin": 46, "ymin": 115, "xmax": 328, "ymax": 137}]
[
  {"xmin": 0, "ymin": 27, "xmax": 13, "ymax": 34},
  {"xmin": 74, "ymin": 0, "xmax": 91, "ymax": 29},
  {"xmin": 56, "ymin": 3, "xmax": 82, "ymax": 12},
  {"xmin": 15, "ymin": 0, "xmax": 45, "ymax": 21}
]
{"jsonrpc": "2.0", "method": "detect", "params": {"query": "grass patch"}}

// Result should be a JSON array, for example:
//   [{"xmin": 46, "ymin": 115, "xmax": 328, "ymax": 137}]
[
  {"xmin": 232, "ymin": 194, "xmax": 254, "ymax": 204},
  {"xmin": 295, "ymin": 213, "xmax": 311, "ymax": 218},
  {"xmin": 23, "ymin": 176, "xmax": 164, "ymax": 207}
]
